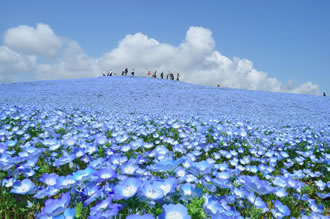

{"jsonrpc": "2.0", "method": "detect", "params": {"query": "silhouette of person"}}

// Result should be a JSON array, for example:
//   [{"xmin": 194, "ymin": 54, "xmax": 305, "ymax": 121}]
[
  {"xmin": 131, "ymin": 69, "xmax": 135, "ymax": 77},
  {"xmin": 160, "ymin": 72, "xmax": 164, "ymax": 79},
  {"xmin": 324, "ymin": 92, "xmax": 327, "ymax": 96}
]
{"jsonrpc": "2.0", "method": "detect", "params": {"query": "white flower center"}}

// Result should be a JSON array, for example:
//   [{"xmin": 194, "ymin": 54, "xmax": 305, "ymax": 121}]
[
  {"xmin": 46, "ymin": 178, "xmax": 56, "ymax": 186},
  {"xmin": 122, "ymin": 184, "xmax": 137, "ymax": 197},
  {"xmin": 166, "ymin": 211, "xmax": 183, "ymax": 219},
  {"xmin": 18, "ymin": 184, "xmax": 29, "ymax": 193}
]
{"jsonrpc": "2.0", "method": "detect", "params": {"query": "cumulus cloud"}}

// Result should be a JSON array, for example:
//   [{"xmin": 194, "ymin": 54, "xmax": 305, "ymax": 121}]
[
  {"xmin": 36, "ymin": 40, "xmax": 100, "ymax": 80},
  {"xmin": 0, "ymin": 46, "xmax": 36, "ymax": 81},
  {"xmin": 4, "ymin": 23, "xmax": 61, "ymax": 57},
  {"xmin": 0, "ymin": 24, "xmax": 320, "ymax": 95}
]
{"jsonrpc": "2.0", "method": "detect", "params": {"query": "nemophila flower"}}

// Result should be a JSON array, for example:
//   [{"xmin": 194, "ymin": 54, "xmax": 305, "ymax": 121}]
[
  {"xmin": 149, "ymin": 157, "xmax": 182, "ymax": 172},
  {"xmin": 246, "ymin": 192, "xmax": 268, "ymax": 213},
  {"xmin": 23, "ymin": 167, "xmax": 35, "ymax": 177},
  {"xmin": 154, "ymin": 177, "xmax": 176, "ymax": 196},
  {"xmin": 316, "ymin": 192, "xmax": 330, "ymax": 199},
  {"xmin": 232, "ymin": 188, "xmax": 245, "ymax": 199},
  {"xmin": 90, "ymin": 197, "xmax": 112, "ymax": 215},
  {"xmin": 203, "ymin": 195, "xmax": 225, "ymax": 215},
  {"xmin": 2, "ymin": 177, "xmax": 16, "ymax": 187},
  {"xmin": 90, "ymin": 204, "xmax": 122, "ymax": 218},
  {"xmin": 53, "ymin": 154, "xmax": 75, "ymax": 167},
  {"xmin": 179, "ymin": 183, "xmax": 202, "ymax": 201},
  {"xmin": 215, "ymin": 163, "xmax": 228, "ymax": 171},
  {"xmin": 189, "ymin": 160, "xmax": 212, "ymax": 176},
  {"xmin": 0, "ymin": 143, "xmax": 7, "ymax": 153},
  {"xmin": 212, "ymin": 179, "xmax": 233, "ymax": 189},
  {"xmin": 120, "ymin": 160, "xmax": 139, "ymax": 175},
  {"xmin": 315, "ymin": 179, "xmax": 326, "ymax": 191},
  {"xmin": 159, "ymin": 203, "xmax": 191, "ymax": 219},
  {"xmin": 34, "ymin": 186, "xmax": 59, "ymax": 199},
  {"xmin": 215, "ymin": 171, "xmax": 230, "ymax": 180},
  {"xmin": 72, "ymin": 167, "xmax": 96, "ymax": 181},
  {"xmin": 273, "ymin": 176, "xmax": 287, "ymax": 188},
  {"xmin": 6, "ymin": 139, "xmax": 17, "ymax": 147},
  {"xmin": 55, "ymin": 176, "xmax": 76, "ymax": 189},
  {"xmin": 89, "ymin": 157, "xmax": 105, "ymax": 169},
  {"xmin": 40, "ymin": 192, "xmax": 71, "ymax": 217},
  {"xmin": 175, "ymin": 166, "xmax": 186, "ymax": 179},
  {"xmin": 10, "ymin": 178, "xmax": 36, "ymax": 195},
  {"xmin": 240, "ymin": 175, "xmax": 274, "ymax": 195},
  {"xmin": 138, "ymin": 181, "xmax": 164, "ymax": 201},
  {"xmin": 40, "ymin": 173, "xmax": 59, "ymax": 186},
  {"xmin": 85, "ymin": 187, "xmax": 104, "ymax": 205},
  {"xmin": 127, "ymin": 214, "xmax": 155, "ymax": 219},
  {"xmin": 308, "ymin": 199, "xmax": 325, "ymax": 214},
  {"xmin": 95, "ymin": 167, "xmax": 117, "ymax": 180},
  {"xmin": 271, "ymin": 200, "xmax": 290, "ymax": 218},
  {"xmin": 274, "ymin": 187, "xmax": 288, "ymax": 198},
  {"xmin": 113, "ymin": 177, "xmax": 143, "ymax": 200}
]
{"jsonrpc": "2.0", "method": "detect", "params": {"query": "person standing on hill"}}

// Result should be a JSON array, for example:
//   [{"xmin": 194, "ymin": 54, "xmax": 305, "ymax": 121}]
[
  {"xmin": 153, "ymin": 70, "xmax": 157, "ymax": 78},
  {"xmin": 148, "ymin": 70, "xmax": 151, "ymax": 77},
  {"xmin": 160, "ymin": 72, "xmax": 164, "ymax": 79},
  {"xmin": 131, "ymin": 69, "xmax": 135, "ymax": 77},
  {"xmin": 176, "ymin": 73, "xmax": 180, "ymax": 81},
  {"xmin": 125, "ymin": 68, "xmax": 128, "ymax": 76},
  {"xmin": 324, "ymin": 92, "xmax": 327, "ymax": 96}
]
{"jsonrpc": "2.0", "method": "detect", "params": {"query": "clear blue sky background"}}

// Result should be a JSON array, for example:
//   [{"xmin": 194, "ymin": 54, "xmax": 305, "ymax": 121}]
[{"xmin": 1, "ymin": 0, "xmax": 329, "ymax": 94}]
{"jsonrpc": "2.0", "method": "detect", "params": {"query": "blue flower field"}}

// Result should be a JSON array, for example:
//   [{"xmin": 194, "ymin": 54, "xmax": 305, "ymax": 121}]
[{"xmin": 0, "ymin": 77, "xmax": 329, "ymax": 218}]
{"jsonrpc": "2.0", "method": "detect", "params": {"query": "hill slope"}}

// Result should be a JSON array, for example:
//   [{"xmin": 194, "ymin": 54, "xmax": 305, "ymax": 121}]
[{"xmin": 0, "ymin": 77, "xmax": 329, "ymax": 126}]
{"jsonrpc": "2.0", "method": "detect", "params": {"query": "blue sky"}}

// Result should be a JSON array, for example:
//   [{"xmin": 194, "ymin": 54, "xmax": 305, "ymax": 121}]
[{"xmin": 1, "ymin": 0, "xmax": 329, "ymax": 95}]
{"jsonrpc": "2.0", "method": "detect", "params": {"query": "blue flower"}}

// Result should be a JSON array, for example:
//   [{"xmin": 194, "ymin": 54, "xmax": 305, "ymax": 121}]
[
  {"xmin": 55, "ymin": 176, "xmax": 76, "ymax": 189},
  {"xmin": 240, "ymin": 175, "xmax": 274, "ymax": 195},
  {"xmin": 149, "ymin": 157, "xmax": 182, "ymax": 172},
  {"xmin": 153, "ymin": 177, "xmax": 176, "ymax": 196},
  {"xmin": 40, "ymin": 173, "xmax": 59, "ymax": 186},
  {"xmin": 0, "ymin": 143, "xmax": 7, "ymax": 153},
  {"xmin": 127, "ymin": 214, "xmax": 155, "ymax": 219},
  {"xmin": 274, "ymin": 187, "xmax": 288, "ymax": 198},
  {"xmin": 189, "ymin": 160, "xmax": 212, "ymax": 176},
  {"xmin": 113, "ymin": 177, "xmax": 142, "ymax": 200},
  {"xmin": 95, "ymin": 167, "xmax": 117, "ymax": 180},
  {"xmin": 159, "ymin": 203, "xmax": 191, "ymax": 219},
  {"xmin": 90, "ymin": 197, "xmax": 112, "ymax": 216},
  {"xmin": 120, "ymin": 160, "xmax": 139, "ymax": 175},
  {"xmin": 138, "ymin": 181, "xmax": 164, "ymax": 201},
  {"xmin": 10, "ymin": 178, "xmax": 36, "ymax": 195},
  {"xmin": 40, "ymin": 192, "xmax": 71, "ymax": 217},
  {"xmin": 271, "ymin": 200, "xmax": 290, "ymax": 218},
  {"xmin": 53, "ymin": 208, "xmax": 76, "ymax": 219},
  {"xmin": 72, "ymin": 167, "xmax": 96, "ymax": 181},
  {"xmin": 179, "ymin": 183, "xmax": 202, "ymax": 201},
  {"xmin": 246, "ymin": 192, "xmax": 268, "ymax": 213}
]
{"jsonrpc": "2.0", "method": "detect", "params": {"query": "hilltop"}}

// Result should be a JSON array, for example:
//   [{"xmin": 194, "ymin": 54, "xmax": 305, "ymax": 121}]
[{"xmin": 0, "ymin": 76, "xmax": 329, "ymax": 127}]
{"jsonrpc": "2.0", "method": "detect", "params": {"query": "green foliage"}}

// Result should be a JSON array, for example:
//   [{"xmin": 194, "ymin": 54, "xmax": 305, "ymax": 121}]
[
  {"xmin": 185, "ymin": 198, "xmax": 207, "ymax": 219},
  {"xmin": 75, "ymin": 202, "xmax": 88, "ymax": 218}
]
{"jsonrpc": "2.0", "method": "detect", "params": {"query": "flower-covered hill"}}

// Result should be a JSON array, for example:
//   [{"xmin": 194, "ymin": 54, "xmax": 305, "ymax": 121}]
[
  {"xmin": 0, "ymin": 76, "xmax": 329, "ymax": 127},
  {"xmin": 0, "ymin": 77, "xmax": 329, "ymax": 218}
]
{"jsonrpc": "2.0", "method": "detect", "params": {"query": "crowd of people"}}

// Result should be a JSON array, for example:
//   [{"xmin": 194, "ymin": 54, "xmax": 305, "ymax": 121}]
[
  {"xmin": 102, "ymin": 68, "xmax": 180, "ymax": 81},
  {"xmin": 101, "ymin": 69, "xmax": 327, "ymax": 96}
]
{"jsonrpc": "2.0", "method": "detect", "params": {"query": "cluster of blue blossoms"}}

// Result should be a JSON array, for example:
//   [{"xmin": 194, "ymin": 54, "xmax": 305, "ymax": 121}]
[{"xmin": 0, "ymin": 78, "xmax": 329, "ymax": 218}]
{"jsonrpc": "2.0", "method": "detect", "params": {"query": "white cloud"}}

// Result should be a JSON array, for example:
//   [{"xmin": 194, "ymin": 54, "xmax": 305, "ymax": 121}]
[
  {"xmin": 0, "ymin": 46, "xmax": 36, "ymax": 81},
  {"xmin": 0, "ymin": 24, "xmax": 320, "ymax": 95},
  {"xmin": 4, "ymin": 23, "xmax": 61, "ymax": 57},
  {"xmin": 36, "ymin": 40, "xmax": 100, "ymax": 80}
]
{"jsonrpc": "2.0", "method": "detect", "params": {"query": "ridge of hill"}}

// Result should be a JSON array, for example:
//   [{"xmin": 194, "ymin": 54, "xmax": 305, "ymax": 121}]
[{"xmin": 0, "ymin": 77, "xmax": 329, "ymax": 127}]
